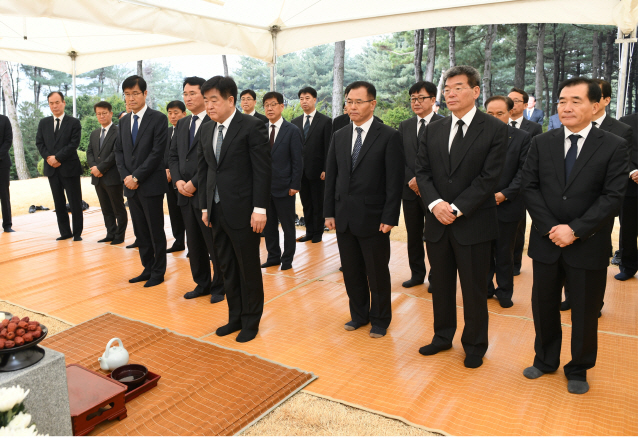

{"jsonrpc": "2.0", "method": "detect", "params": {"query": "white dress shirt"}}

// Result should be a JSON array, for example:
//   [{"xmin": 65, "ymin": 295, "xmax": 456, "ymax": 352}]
[
  {"xmin": 508, "ymin": 115, "xmax": 524, "ymax": 129},
  {"xmin": 428, "ymin": 106, "xmax": 477, "ymax": 217},
  {"xmin": 130, "ymin": 104, "xmax": 148, "ymax": 132},
  {"xmin": 202, "ymin": 110, "xmax": 266, "ymax": 215},
  {"xmin": 592, "ymin": 113, "xmax": 606, "ymax": 129},
  {"xmin": 100, "ymin": 122, "xmax": 113, "ymax": 137},
  {"xmin": 268, "ymin": 116, "xmax": 284, "ymax": 143},
  {"xmin": 190, "ymin": 109, "xmax": 207, "ymax": 135},
  {"xmin": 351, "ymin": 116, "xmax": 375, "ymax": 153},
  {"xmin": 52, "ymin": 112, "xmax": 65, "ymax": 130},
  {"xmin": 563, "ymin": 124, "xmax": 592, "ymax": 158},
  {"xmin": 302, "ymin": 109, "xmax": 317, "ymax": 127},
  {"xmin": 248, "ymin": 110, "xmax": 256, "ymax": 116},
  {"xmin": 416, "ymin": 112, "xmax": 435, "ymax": 136}
]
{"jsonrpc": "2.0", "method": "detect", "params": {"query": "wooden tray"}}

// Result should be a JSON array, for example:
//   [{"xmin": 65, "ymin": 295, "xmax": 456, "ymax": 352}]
[
  {"xmin": 107, "ymin": 370, "xmax": 161, "ymax": 403},
  {"xmin": 66, "ymin": 364, "xmax": 127, "ymax": 436}
]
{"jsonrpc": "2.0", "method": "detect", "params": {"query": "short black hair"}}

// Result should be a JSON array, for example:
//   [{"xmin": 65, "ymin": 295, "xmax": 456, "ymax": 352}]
[
  {"xmin": 409, "ymin": 81, "xmax": 437, "ymax": 97},
  {"xmin": 509, "ymin": 87, "xmax": 529, "ymax": 103},
  {"xmin": 166, "ymin": 100, "xmax": 186, "ymax": 112},
  {"xmin": 558, "ymin": 77, "xmax": 602, "ymax": 103},
  {"xmin": 484, "ymin": 95, "xmax": 514, "ymax": 111},
  {"xmin": 201, "ymin": 76, "xmax": 238, "ymax": 104},
  {"xmin": 345, "ymin": 81, "xmax": 376, "ymax": 100},
  {"xmin": 239, "ymin": 89, "xmax": 256, "ymax": 100},
  {"xmin": 593, "ymin": 78, "xmax": 612, "ymax": 99},
  {"xmin": 47, "ymin": 91, "xmax": 65, "ymax": 102},
  {"xmin": 263, "ymin": 91, "xmax": 284, "ymax": 105},
  {"xmin": 298, "ymin": 87, "xmax": 317, "ymax": 98},
  {"xmin": 93, "ymin": 101, "xmax": 113, "ymax": 112},
  {"xmin": 444, "ymin": 65, "xmax": 481, "ymax": 89},
  {"xmin": 122, "ymin": 75, "xmax": 147, "ymax": 93},
  {"xmin": 183, "ymin": 76, "xmax": 206, "ymax": 90}
]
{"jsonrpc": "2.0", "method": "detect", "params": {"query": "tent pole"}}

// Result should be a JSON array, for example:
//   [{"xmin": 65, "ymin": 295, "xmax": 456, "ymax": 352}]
[
  {"xmin": 615, "ymin": 28, "xmax": 637, "ymax": 118},
  {"xmin": 70, "ymin": 51, "xmax": 78, "ymax": 118},
  {"xmin": 269, "ymin": 26, "xmax": 280, "ymax": 92}
]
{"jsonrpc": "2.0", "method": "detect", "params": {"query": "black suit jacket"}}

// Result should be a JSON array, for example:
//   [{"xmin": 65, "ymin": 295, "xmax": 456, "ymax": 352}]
[
  {"xmin": 0, "ymin": 115, "xmax": 12, "ymax": 170},
  {"xmin": 495, "ymin": 126, "xmax": 531, "ymax": 222},
  {"xmin": 86, "ymin": 125, "xmax": 121, "ymax": 186},
  {"xmin": 398, "ymin": 113, "xmax": 443, "ymax": 200},
  {"xmin": 416, "ymin": 110, "xmax": 508, "ymax": 245},
  {"xmin": 36, "ymin": 115, "xmax": 82, "ymax": 177},
  {"xmin": 253, "ymin": 111, "xmax": 269, "ymax": 123},
  {"xmin": 522, "ymin": 128, "xmax": 628, "ymax": 270},
  {"xmin": 332, "ymin": 114, "xmax": 384, "ymax": 134},
  {"xmin": 324, "ymin": 119, "xmax": 404, "ymax": 237},
  {"xmin": 619, "ymin": 113, "xmax": 638, "ymax": 197},
  {"xmin": 164, "ymin": 126, "xmax": 174, "ymax": 168},
  {"xmin": 519, "ymin": 118, "xmax": 543, "ymax": 138},
  {"xmin": 197, "ymin": 111, "xmax": 271, "ymax": 229},
  {"xmin": 115, "ymin": 108, "xmax": 168, "ymax": 198},
  {"xmin": 291, "ymin": 111, "xmax": 332, "ymax": 179},
  {"xmin": 268, "ymin": 120, "xmax": 303, "ymax": 198},
  {"xmin": 168, "ymin": 114, "xmax": 211, "ymax": 207}
]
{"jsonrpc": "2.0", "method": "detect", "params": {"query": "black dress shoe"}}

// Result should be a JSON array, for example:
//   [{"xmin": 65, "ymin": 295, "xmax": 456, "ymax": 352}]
[
  {"xmin": 498, "ymin": 297, "xmax": 514, "ymax": 308},
  {"xmin": 110, "ymin": 239, "xmax": 125, "ymax": 245},
  {"xmin": 56, "ymin": 235, "xmax": 73, "ymax": 241},
  {"xmin": 311, "ymin": 235, "xmax": 323, "ymax": 243},
  {"xmin": 513, "ymin": 268, "xmax": 521, "ymax": 276},
  {"xmin": 73, "ymin": 236, "xmax": 83, "ymax": 242},
  {"xmin": 280, "ymin": 264, "xmax": 292, "ymax": 271},
  {"xmin": 614, "ymin": 271, "xmax": 635, "ymax": 281},
  {"xmin": 464, "ymin": 355, "xmax": 484, "ymax": 368},
  {"xmin": 344, "ymin": 320, "xmax": 368, "ymax": 331},
  {"xmin": 98, "ymin": 237, "xmax": 114, "ymax": 243},
  {"xmin": 339, "ymin": 266, "xmax": 343, "ymax": 272},
  {"xmin": 167, "ymin": 244, "xmax": 185, "ymax": 253},
  {"xmin": 126, "ymin": 241, "xmax": 139, "ymax": 249},
  {"xmin": 402, "ymin": 278, "xmax": 424, "ymax": 288},
  {"xmin": 216, "ymin": 323, "xmax": 242, "ymax": 337},
  {"xmin": 184, "ymin": 290, "xmax": 209, "ymax": 299},
  {"xmin": 296, "ymin": 235, "xmax": 313, "ymax": 242},
  {"xmin": 418, "ymin": 343, "xmax": 452, "ymax": 356},
  {"xmin": 261, "ymin": 260, "xmax": 280, "ymax": 268},
  {"xmin": 210, "ymin": 294, "xmax": 225, "ymax": 304},
  {"xmin": 144, "ymin": 277, "xmax": 164, "ymax": 287},
  {"xmin": 560, "ymin": 301, "xmax": 571, "ymax": 311},
  {"xmin": 236, "ymin": 329, "xmax": 258, "ymax": 343},
  {"xmin": 3, "ymin": 228, "xmax": 15, "ymax": 233},
  {"xmin": 129, "ymin": 273, "xmax": 151, "ymax": 283}
]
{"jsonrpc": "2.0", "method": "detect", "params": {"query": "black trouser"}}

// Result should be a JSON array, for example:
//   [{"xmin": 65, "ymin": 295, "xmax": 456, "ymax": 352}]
[
  {"xmin": 403, "ymin": 197, "xmax": 429, "ymax": 282},
  {"xmin": 618, "ymin": 195, "xmax": 638, "ymax": 275},
  {"xmin": 181, "ymin": 201, "xmax": 224, "ymax": 295},
  {"xmin": 48, "ymin": 172, "xmax": 83, "ymax": 238},
  {"xmin": 531, "ymin": 256, "xmax": 607, "ymax": 381},
  {"xmin": 166, "ymin": 181, "xmax": 185, "ymax": 247},
  {"xmin": 94, "ymin": 181, "xmax": 127, "ymax": 241},
  {"xmin": 211, "ymin": 202, "xmax": 264, "ymax": 333},
  {"xmin": 264, "ymin": 194, "xmax": 297, "ymax": 266},
  {"xmin": 0, "ymin": 166, "xmax": 11, "ymax": 230},
  {"xmin": 337, "ymin": 227, "xmax": 392, "ymax": 329},
  {"xmin": 426, "ymin": 227, "xmax": 491, "ymax": 357},
  {"xmin": 488, "ymin": 219, "xmax": 520, "ymax": 300},
  {"xmin": 299, "ymin": 172, "xmax": 325, "ymax": 238},
  {"xmin": 513, "ymin": 216, "xmax": 526, "ymax": 271},
  {"xmin": 127, "ymin": 193, "xmax": 166, "ymax": 280}
]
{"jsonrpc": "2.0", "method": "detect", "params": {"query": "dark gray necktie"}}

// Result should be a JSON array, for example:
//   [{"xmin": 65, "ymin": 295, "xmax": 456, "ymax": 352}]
[
  {"xmin": 214, "ymin": 125, "xmax": 224, "ymax": 203},
  {"xmin": 511, "ymin": 121, "xmax": 517, "ymax": 127},
  {"xmin": 351, "ymin": 127, "xmax": 363, "ymax": 170},
  {"xmin": 303, "ymin": 115, "xmax": 311, "ymax": 139},
  {"xmin": 54, "ymin": 118, "xmax": 60, "ymax": 137},
  {"xmin": 99, "ymin": 128, "xmax": 106, "ymax": 148},
  {"xmin": 565, "ymin": 134, "xmax": 581, "ymax": 184},
  {"xmin": 418, "ymin": 119, "xmax": 426, "ymax": 139}
]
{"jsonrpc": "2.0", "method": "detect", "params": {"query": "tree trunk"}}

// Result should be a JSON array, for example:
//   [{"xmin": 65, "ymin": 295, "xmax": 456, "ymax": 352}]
[
  {"xmin": 514, "ymin": 24, "xmax": 528, "ymax": 89},
  {"xmin": 447, "ymin": 27, "xmax": 456, "ymax": 68},
  {"xmin": 552, "ymin": 26, "xmax": 561, "ymax": 115},
  {"xmin": 534, "ymin": 24, "xmax": 545, "ymax": 110},
  {"xmin": 604, "ymin": 29, "xmax": 615, "ymax": 84},
  {"xmin": 482, "ymin": 24, "xmax": 498, "ymax": 106},
  {"xmin": 576, "ymin": 50, "xmax": 581, "ymax": 77},
  {"xmin": 222, "ymin": 55, "xmax": 229, "ymax": 76},
  {"xmin": 137, "ymin": 60, "xmax": 143, "ymax": 77},
  {"xmin": 1, "ymin": 87, "xmax": 5, "ymax": 116},
  {"xmin": 628, "ymin": 47, "xmax": 636, "ymax": 115},
  {"xmin": 592, "ymin": 31, "xmax": 601, "ymax": 78},
  {"xmin": 0, "ymin": 61, "xmax": 29, "ymax": 180},
  {"xmin": 98, "ymin": 67, "xmax": 105, "ymax": 95},
  {"xmin": 425, "ymin": 28, "xmax": 437, "ymax": 82},
  {"xmin": 435, "ymin": 70, "xmax": 445, "ymax": 103},
  {"xmin": 543, "ymin": 63, "xmax": 550, "ymax": 119},
  {"xmin": 33, "ymin": 66, "xmax": 42, "ymax": 107},
  {"xmin": 332, "ymin": 41, "xmax": 345, "ymax": 119},
  {"xmin": 414, "ymin": 29, "xmax": 424, "ymax": 82},
  {"xmin": 560, "ymin": 47, "xmax": 566, "ymax": 83}
]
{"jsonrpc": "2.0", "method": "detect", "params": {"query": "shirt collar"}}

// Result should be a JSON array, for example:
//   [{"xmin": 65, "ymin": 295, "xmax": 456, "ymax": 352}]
[
  {"xmin": 270, "ymin": 117, "xmax": 284, "ymax": 129},
  {"xmin": 418, "ymin": 112, "xmax": 434, "ymax": 124},
  {"xmin": 452, "ymin": 106, "xmax": 476, "ymax": 127},
  {"xmin": 594, "ymin": 113, "xmax": 606, "ymax": 127},
  {"xmin": 353, "ymin": 115, "xmax": 374, "ymax": 134},
  {"xmin": 132, "ymin": 104, "xmax": 147, "ymax": 119},
  {"xmin": 219, "ymin": 109, "xmax": 236, "ymax": 130},
  {"xmin": 248, "ymin": 110, "xmax": 256, "ymax": 116},
  {"xmin": 304, "ymin": 109, "xmax": 317, "ymax": 119},
  {"xmin": 564, "ymin": 124, "xmax": 592, "ymax": 140},
  {"xmin": 101, "ymin": 122, "xmax": 113, "ymax": 132},
  {"xmin": 193, "ymin": 110, "xmax": 207, "ymax": 121},
  {"xmin": 53, "ymin": 112, "xmax": 65, "ymax": 122},
  {"xmin": 509, "ymin": 115, "xmax": 524, "ymax": 124}
]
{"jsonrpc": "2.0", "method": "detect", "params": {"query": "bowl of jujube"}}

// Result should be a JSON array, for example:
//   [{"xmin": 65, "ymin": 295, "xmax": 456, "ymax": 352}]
[{"xmin": 0, "ymin": 316, "xmax": 48, "ymax": 352}]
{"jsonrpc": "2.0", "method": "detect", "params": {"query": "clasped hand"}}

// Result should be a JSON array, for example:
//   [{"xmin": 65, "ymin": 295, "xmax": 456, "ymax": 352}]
[
  {"xmin": 90, "ymin": 166, "xmax": 103, "ymax": 178},
  {"xmin": 46, "ymin": 156, "xmax": 61, "ymax": 168},
  {"xmin": 124, "ymin": 175, "xmax": 138, "ymax": 190},
  {"xmin": 549, "ymin": 224, "xmax": 577, "ymax": 247},
  {"xmin": 432, "ymin": 201, "xmax": 456, "ymax": 225},
  {"xmin": 176, "ymin": 180, "xmax": 196, "ymax": 197},
  {"xmin": 408, "ymin": 177, "xmax": 420, "ymax": 196}
]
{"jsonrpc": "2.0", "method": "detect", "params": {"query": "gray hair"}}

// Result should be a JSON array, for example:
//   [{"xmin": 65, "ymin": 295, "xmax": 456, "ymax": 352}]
[{"xmin": 444, "ymin": 65, "xmax": 481, "ymax": 89}]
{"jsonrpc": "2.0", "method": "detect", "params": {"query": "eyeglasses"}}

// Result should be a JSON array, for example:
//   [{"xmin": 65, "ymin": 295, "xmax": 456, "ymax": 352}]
[
  {"xmin": 123, "ymin": 91, "xmax": 143, "ymax": 99},
  {"xmin": 95, "ymin": 112, "xmax": 111, "ymax": 117},
  {"xmin": 264, "ymin": 103, "xmax": 281, "ymax": 109},
  {"xmin": 511, "ymin": 99, "xmax": 524, "ymax": 104},
  {"xmin": 345, "ymin": 99, "xmax": 374, "ymax": 106},
  {"xmin": 410, "ymin": 96, "xmax": 435, "ymax": 103},
  {"xmin": 443, "ymin": 87, "xmax": 472, "ymax": 96},
  {"xmin": 240, "ymin": 97, "xmax": 255, "ymax": 102},
  {"xmin": 182, "ymin": 92, "xmax": 200, "ymax": 98}
]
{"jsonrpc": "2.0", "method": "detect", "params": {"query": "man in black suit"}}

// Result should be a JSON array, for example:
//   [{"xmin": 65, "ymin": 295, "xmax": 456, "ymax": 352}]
[
  {"xmin": 415, "ymin": 66, "xmax": 508, "ymax": 368},
  {"xmin": 508, "ymin": 87, "xmax": 542, "ymax": 277},
  {"xmin": 398, "ymin": 80, "xmax": 443, "ymax": 289},
  {"xmin": 169, "ymin": 77, "xmax": 225, "ymax": 303},
  {"xmin": 36, "ymin": 92, "xmax": 83, "ymax": 241},
  {"xmin": 0, "ymin": 113, "xmax": 13, "ymax": 233},
  {"xmin": 616, "ymin": 113, "xmax": 638, "ymax": 281},
  {"xmin": 115, "ymin": 75, "xmax": 168, "ymax": 288},
  {"xmin": 240, "ymin": 89, "xmax": 269, "ymax": 123},
  {"xmin": 521, "ymin": 77, "xmax": 628, "ymax": 394},
  {"xmin": 324, "ymin": 81, "xmax": 404, "ymax": 339},
  {"xmin": 292, "ymin": 87, "xmax": 332, "ymax": 243},
  {"xmin": 198, "ymin": 76, "xmax": 271, "ymax": 343},
  {"xmin": 86, "ymin": 101, "xmax": 127, "ymax": 245},
  {"xmin": 165, "ymin": 100, "xmax": 187, "ymax": 253},
  {"xmin": 485, "ymin": 96, "xmax": 531, "ymax": 308},
  {"xmin": 260, "ymin": 92, "xmax": 303, "ymax": 271},
  {"xmin": 524, "ymin": 95, "xmax": 545, "ymax": 125}
]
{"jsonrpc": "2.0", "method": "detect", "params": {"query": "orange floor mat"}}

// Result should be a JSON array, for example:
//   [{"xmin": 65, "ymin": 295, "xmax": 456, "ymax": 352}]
[
  {"xmin": 2, "ymin": 208, "xmax": 638, "ymax": 435},
  {"xmin": 41, "ymin": 313, "xmax": 316, "ymax": 436}
]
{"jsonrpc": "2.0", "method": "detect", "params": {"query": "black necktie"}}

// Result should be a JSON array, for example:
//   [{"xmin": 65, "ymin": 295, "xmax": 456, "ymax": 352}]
[
  {"xmin": 565, "ymin": 134, "xmax": 581, "ymax": 184},
  {"xmin": 54, "ymin": 118, "xmax": 60, "ymax": 137},
  {"xmin": 592, "ymin": 121, "xmax": 597, "ymax": 128},
  {"xmin": 99, "ymin": 128, "xmax": 106, "ymax": 148},
  {"xmin": 418, "ymin": 119, "xmax": 426, "ymax": 140},
  {"xmin": 449, "ymin": 119, "xmax": 465, "ymax": 167},
  {"xmin": 303, "ymin": 115, "xmax": 311, "ymax": 140},
  {"xmin": 270, "ymin": 125, "xmax": 276, "ymax": 147},
  {"xmin": 189, "ymin": 115, "xmax": 199, "ymax": 148},
  {"xmin": 511, "ymin": 121, "xmax": 517, "ymax": 127}
]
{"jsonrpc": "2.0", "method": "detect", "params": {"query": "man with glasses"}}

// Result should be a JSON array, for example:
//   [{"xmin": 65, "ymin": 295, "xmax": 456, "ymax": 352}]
[
  {"xmin": 86, "ymin": 101, "xmax": 127, "ymax": 245},
  {"xmin": 240, "ymin": 90, "xmax": 268, "ymax": 123},
  {"xmin": 36, "ymin": 91, "xmax": 83, "ymax": 241},
  {"xmin": 324, "ymin": 81, "xmax": 404, "ymax": 339},
  {"xmin": 415, "ymin": 66, "xmax": 508, "ymax": 368},
  {"xmin": 115, "ymin": 75, "xmax": 168, "ymax": 288},
  {"xmin": 398, "ymin": 81, "xmax": 443, "ymax": 290},
  {"xmin": 165, "ymin": 100, "xmax": 187, "ymax": 253}
]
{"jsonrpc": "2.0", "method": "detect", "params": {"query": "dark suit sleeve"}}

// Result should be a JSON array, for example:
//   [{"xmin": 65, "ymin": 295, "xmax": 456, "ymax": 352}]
[
  {"xmin": 250, "ymin": 120, "xmax": 272, "ymax": 210},
  {"xmin": 322, "ymin": 117, "xmax": 332, "ymax": 174},
  {"xmin": 398, "ymin": 122, "xmax": 412, "ymax": 186},
  {"xmin": 522, "ymin": 137, "xmax": 560, "ymax": 235},
  {"xmin": 452, "ymin": 122, "xmax": 508, "ymax": 216},
  {"xmin": 501, "ymin": 132, "xmax": 531, "ymax": 201},
  {"xmin": 132, "ymin": 113, "xmax": 168, "ymax": 183},
  {"xmin": 97, "ymin": 134, "xmax": 117, "ymax": 175},
  {"xmin": 415, "ymin": 124, "xmax": 442, "ymax": 207},
  {"xmin": 86, "ymin": 131, "xmax": 97, "ymax": 168},
  {"xmin": 168, "ymin": 122, "xmax": 182, "ymax": 187},
  {"xmin": 381, "ymin": 130, "xmax": 405, "ymax": 226},
  {"xmin": 114, "ymin": 128, "xmax": 127, "ymax": 181},
  {"xmin": 35, "ymin": 119, "xmax": 48, "ymax": 160},
  {"xmin": 0, "ymin": 118, "xmax": 12, "ymax": 161},
  {"xmin": 568, "ymin": 139, "xmax": 629, "ymax": 239},
  {"xmin": 289, "ymin": 127, "xmax": 303, "ymax": 191},
  {"xmin": 620, "ymin": 124, "xmax": 634, "ymax": 171},
  {"xmin": 197, "ymin": 126, "xmax": 208, "ymax": 211},
  {"xmin": 533, "ymin": 123, "xmax": 543, "ymax": 137},
  {"xmin": 54, "ymin": 118, "xmax": 81, "ymax": 162},
  {"xmin": 323, "ymin": 135, "xmax": 338, "ymax": 217}
]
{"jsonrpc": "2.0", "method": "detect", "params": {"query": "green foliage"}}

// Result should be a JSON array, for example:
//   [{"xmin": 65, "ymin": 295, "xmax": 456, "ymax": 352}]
[
  {"xmin": 379, "ymin": 106, "xmax": 413, "ymax": 129},
  {"xmin": 282, "ymin": 103, "xmax": 303, "ymax": 122},
  {"xmin": 37, "ymin": 157, "xmax": 44, "ymax": 176},
  {"xmin": 80, "ymin": 116, "xmax": 100, "ymax": 151},
  {"xmin": 16, "ymin": 102, "xmax": 45, "ymax": 178},
  {"xmin": 36, "ymin": 150, "xmax": 88, "ymax": 176}
]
